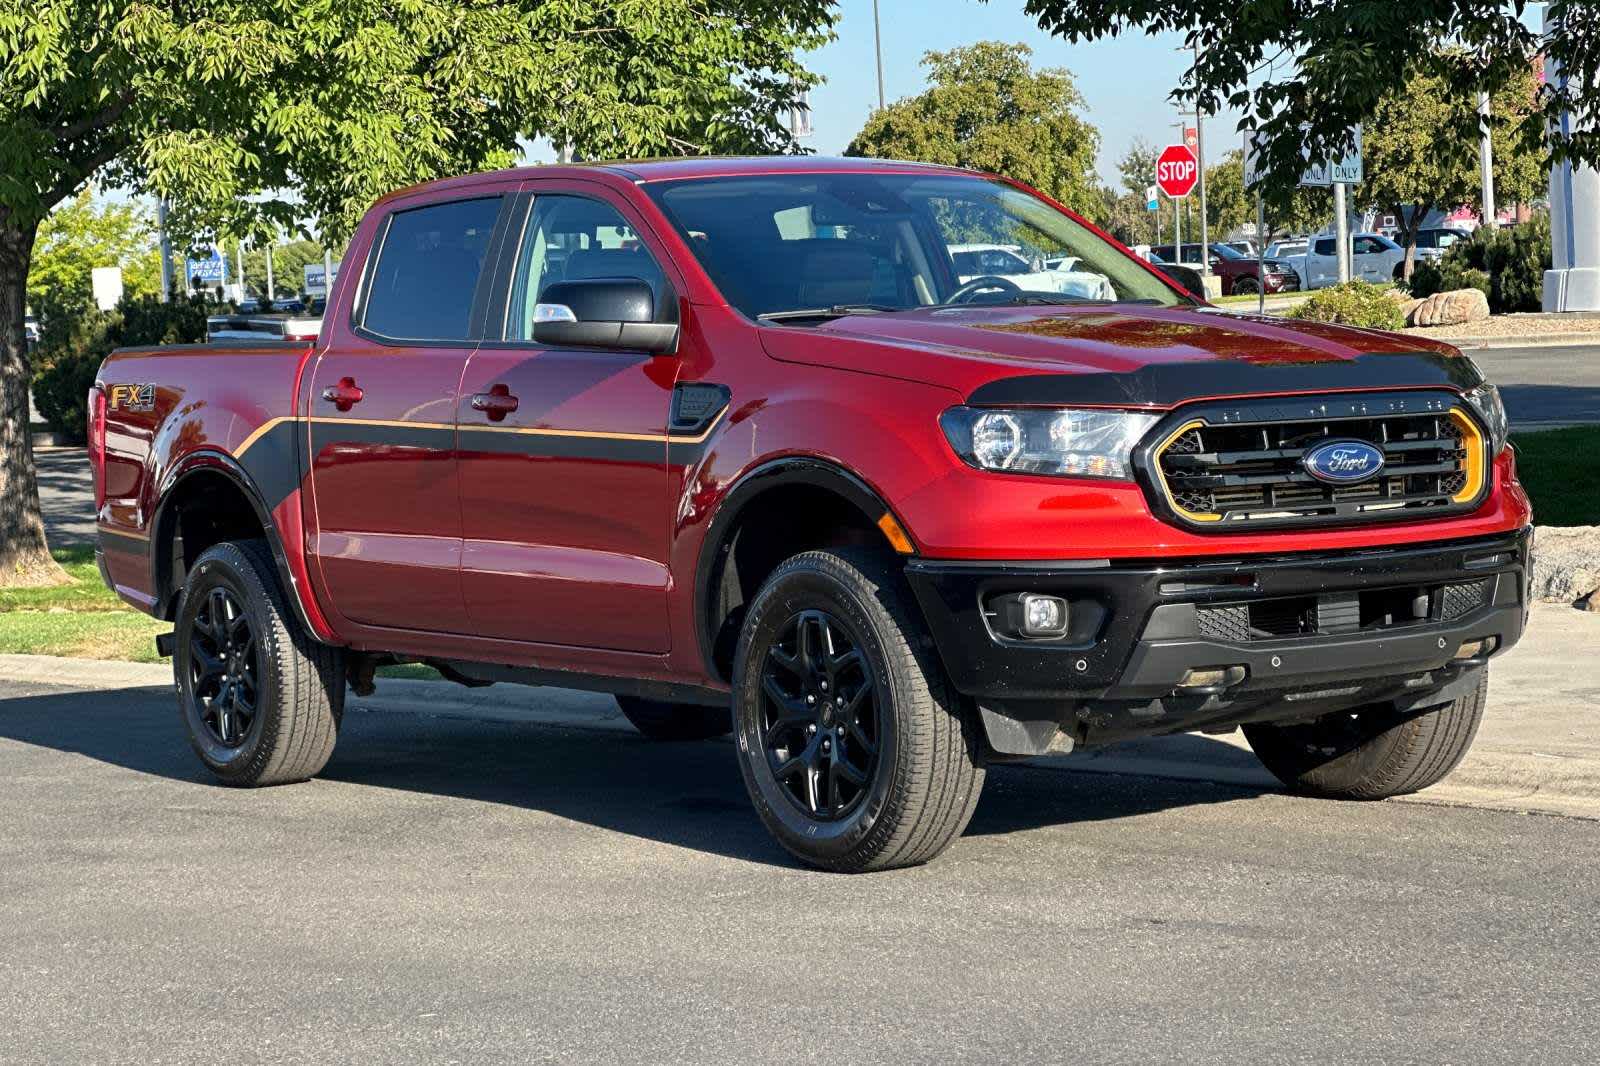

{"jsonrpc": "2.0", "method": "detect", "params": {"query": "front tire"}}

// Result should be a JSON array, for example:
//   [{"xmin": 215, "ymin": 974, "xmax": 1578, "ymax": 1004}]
[
  {"xmin": 731, "ymin": 548, "xmax": 985, "ymax": 873},
  {"xmin": 1233, "ymin": 277, "xmax": 1260, "ymax": 296},
  {"xmin": 1243, "ymin": 671, "xmax": 1487, "ymax": 799},
  {"xmin": 174, "ymin": 540, "xmax": 344, "ymax": 786},
  {"xmin": 615, "ymin": 695, "xmax": 731, "ymax": 741}
]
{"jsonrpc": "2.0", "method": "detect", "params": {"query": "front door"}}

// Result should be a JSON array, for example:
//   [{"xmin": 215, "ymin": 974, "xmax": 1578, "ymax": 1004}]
[
  {"xmin": 455, "ymin": 184, "xmax": 680, "ymax": 653},
  {"xmin": 307, "ymin": 192, "xmax": 507, "ymax": 633}
]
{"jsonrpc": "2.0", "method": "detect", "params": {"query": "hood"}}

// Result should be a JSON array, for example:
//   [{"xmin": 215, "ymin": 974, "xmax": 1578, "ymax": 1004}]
[{"xmin": 758, "ymin": 304, "xmax": 1478, "ymax": 407}]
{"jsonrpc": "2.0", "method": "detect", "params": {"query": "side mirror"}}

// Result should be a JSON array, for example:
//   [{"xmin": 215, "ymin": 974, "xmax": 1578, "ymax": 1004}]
[{"xmin": 532, "ymin": 277, "xmax": 679, "ymax": 354}]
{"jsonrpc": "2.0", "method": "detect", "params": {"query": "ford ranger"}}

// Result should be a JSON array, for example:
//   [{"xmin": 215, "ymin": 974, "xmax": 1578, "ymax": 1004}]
[{"xmin": 92, "ymin": 157, "xmax": 1531, "ymax": 872}]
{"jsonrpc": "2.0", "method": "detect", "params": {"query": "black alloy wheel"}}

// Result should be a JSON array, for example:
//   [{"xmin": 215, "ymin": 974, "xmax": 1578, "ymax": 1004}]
[
  {"xmin": 759, "ymin": 608, "xmax": 881, "ymax": 820},
  {"xmin": 188, "ymin": 585, "xmax": 260, "ymax": 748}
]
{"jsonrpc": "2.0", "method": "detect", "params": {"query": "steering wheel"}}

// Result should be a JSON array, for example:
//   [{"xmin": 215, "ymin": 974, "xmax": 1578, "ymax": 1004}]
[{"xmin": 947, "ymin": 275, "xmax": 1022, "ymax": 304}]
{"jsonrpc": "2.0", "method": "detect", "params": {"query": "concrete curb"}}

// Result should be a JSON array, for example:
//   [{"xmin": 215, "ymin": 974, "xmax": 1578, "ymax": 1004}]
[
  {"xmin": 1426, "ymin": 332, "xmax": 1600, "ymax": 350},
  {"xmin": 4, "ymin": 652, "xmax": 1595, "ymax": 822}
]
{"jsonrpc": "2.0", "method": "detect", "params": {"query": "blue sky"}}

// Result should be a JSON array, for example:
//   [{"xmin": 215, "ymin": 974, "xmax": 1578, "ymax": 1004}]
[{"xmin": 801, "ymin": 0, "xmax": 1249, "ymax": 186}]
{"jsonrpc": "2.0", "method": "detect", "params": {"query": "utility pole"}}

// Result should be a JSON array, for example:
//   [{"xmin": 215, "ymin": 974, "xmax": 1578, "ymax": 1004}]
[
  {"xmin": 236, "ymin": 240, "xmax": 245, "ymax": 302},
  {"xmin": 872, "ymin": 0, "xmax": 885, "ymax": 110},
  {"xmin": 157, "ymin": 199, "xmax": 173, "ymax": 301},
  {"xmin": 1193, "ymin": 42, "xmax": 1209, "ymax": 277},
  {"xmin": 323, "ymin": 247, "xmax": 334, "ymax": 310},
  {"xmin": 264, "ymin": 242, "xmax": 275, "ymax": 304},
  {"xmin": 1478, "ymin": 90, "xmax": 1498, "ymax": 230},
  {"xmin": 1171, "ymin": 119, "xmax": 1186, "ymax": 263}
]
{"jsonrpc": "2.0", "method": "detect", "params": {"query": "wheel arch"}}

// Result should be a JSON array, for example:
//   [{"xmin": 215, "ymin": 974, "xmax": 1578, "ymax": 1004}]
[
  {"xmin": 150, "ymin": 450, "xmax": 320, "ymax": 637},
  {"xmin": 693, "ymin": 456, "xmax": 916, "ymax": 684}
]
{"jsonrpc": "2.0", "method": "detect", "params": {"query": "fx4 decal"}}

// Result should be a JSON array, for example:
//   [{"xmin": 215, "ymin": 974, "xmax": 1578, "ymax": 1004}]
[{"xmin": 108, "ymin": 384, "xmax": 156, "ymax": 412}]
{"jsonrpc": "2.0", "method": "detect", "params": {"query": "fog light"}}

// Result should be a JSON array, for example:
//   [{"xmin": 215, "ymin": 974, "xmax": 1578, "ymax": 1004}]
[
  {"xmin": 1454, "ymin": 637, "xmax": 1497, "ymax": 660},
  {"xmin": 1021, "ymin": 594, "xmax": 1068, "ymax": 637},
  {"xmin": 1177, "ymin": 665, "xmax": 1247, "ymax": 691}
]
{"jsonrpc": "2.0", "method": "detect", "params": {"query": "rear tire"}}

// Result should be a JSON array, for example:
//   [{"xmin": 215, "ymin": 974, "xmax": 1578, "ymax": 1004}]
[
  {"xmin": 1243, "ymin": 670, "xmax": 1487, "ymax": 799},
  {"xmin": 731, "ymin": 548, "xmax": 985, "ymax": 873},
  {"xmin": 615, "ymin": 695, "xmax": 731, "ymax": 741},
  {"xmin": 173, "ymin": 540, "xmax": 344, "ymax": 787}
]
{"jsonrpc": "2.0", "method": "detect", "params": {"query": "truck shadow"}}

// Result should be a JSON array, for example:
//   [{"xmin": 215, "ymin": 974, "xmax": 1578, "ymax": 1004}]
[
  {"xmin": 1498, "ymin": 383, "xmax": 1600, "ymax": 427},
  {"xmin": 0, "ymin": 686, "xmax": 1274, "ymax": 870}
]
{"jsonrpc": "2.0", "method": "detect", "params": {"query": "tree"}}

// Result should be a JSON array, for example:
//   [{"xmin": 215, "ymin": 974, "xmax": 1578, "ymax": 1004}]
[
  {"xmin": 28, "ymin": 190, "xmax": 160, "ymax": 340},
  {"xmin": 1364, "ymin": 56, "xmax": 1545, "ymax": 278},
  {"xmin": 844, "ymin": 42, "xmax": 1101, "ymax": 218},
  {"xmin": 0, "ymin": 0, "xmax": 833, "ymax": 586},
  {"xmin": 1017, "ymin": 0, "xmax": 1598, "ymax": 201},
  {"xmin": 1203, "ymin": 151, "xmax": 1250, "ymax": 241},
  {"xmin": 241, "ymin": 240, "xmax": 326, "ymax": 300}
]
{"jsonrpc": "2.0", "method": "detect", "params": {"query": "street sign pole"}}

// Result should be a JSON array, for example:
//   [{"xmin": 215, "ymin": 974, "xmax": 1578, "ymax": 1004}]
[
  {"xmin": 1333, "ymin": 181, "xmax": 1350, "ymax": 283},
  {"xmin": 1193, "ymin": 44, "xmax": 1208, "ymax": 277},
  {"xmin": 1256, "ymin": 193, "xmax": 1266, "ymax": 315}
]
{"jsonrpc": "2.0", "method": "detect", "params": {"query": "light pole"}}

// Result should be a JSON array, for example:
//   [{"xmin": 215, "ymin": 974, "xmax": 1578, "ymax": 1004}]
[
  {"xmin": 872, "ymin": 0, "xmax": 885, "ymax": 111},
  {"xmin": 1478, "ymin": 90, "xmax": 1498, "ymax": 230},
  {"xmin": 1192, "ymin": 42, "xmax": 1209, "ymax": 277}
]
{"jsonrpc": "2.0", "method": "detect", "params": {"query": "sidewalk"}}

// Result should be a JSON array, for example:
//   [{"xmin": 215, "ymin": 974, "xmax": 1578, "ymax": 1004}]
[{"xmin": 4, "ymin": 603, "xmax": 1596, "ymax": 819}]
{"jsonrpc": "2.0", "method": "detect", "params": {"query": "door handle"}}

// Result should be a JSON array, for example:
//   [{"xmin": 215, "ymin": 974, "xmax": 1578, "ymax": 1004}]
[
  {"xmin": 320, "ymin": 377, "xmax": 364, "ymax": 412},
  {"xmin": 471, "ymin": 384, "xmax": 519, "ymax": 422}
]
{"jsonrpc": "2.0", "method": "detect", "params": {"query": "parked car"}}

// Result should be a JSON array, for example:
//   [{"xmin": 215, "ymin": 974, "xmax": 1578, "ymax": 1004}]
[
  {"xmin": 1272, "ymin": 233, "xmax": 1407, "ymax": 290},
  {"xmin": 1145, "ymin": 251, "xmax": 1205, "ymax": 299},
  {"xmin": 949, "ymin": 242, "xmax": 1116, "ymax": 301},
  {"xmin": 1410, "ymin": 227, "xmax": 1474, "ymax": 262},
  {"xmin": 1223, "ymin": 240, "xmax": 1258, "ymax": 258},
  {"xmin": 92, "ymin": 156, "xmax": 1528, "ymax": 873},
  {"xmin": 1150, "ymin": 241, "xmax": 1300, "ymax": 296},
  {"xmin": 24, "ymin": 313, "xmax": 39, "ymax": 350}
]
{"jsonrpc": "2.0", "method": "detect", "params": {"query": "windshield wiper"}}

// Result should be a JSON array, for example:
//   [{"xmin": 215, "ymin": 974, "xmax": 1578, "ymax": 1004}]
[{"xmin": 757, "ymin": 303, "xmax": 903, "ymax": 323}]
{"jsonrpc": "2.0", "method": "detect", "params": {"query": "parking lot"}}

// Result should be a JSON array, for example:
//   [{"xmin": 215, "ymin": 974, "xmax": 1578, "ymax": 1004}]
[{"xmin": 3, "ymin": 670, "xmax": 1599, "ymax": 1064}]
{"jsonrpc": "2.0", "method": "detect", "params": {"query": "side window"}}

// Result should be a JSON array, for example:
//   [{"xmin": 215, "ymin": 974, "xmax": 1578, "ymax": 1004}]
[
  {"xmin": 361, "ymin": 196, "xmax": 502, "ymax": 341},
  {"xmin": 1353, "ymin": 236, "xmax": 1384, "ymax": 255},
  {"xmin": 1313, "ymin": 238, "xmax": 1337, "ymax": 257},
  {"xmin": 507, "ymin": 195, "xmax": 667, "ymax": 341}
]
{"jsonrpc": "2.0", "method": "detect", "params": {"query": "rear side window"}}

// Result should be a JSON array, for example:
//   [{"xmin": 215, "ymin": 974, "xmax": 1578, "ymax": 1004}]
[
  {"xmin": 361, "ymin": 196, "xmax": 502, "ymax": 341},
  {"xmin": 1313, "ymin": 238, "xmax": 1337, "ymax": 256}
]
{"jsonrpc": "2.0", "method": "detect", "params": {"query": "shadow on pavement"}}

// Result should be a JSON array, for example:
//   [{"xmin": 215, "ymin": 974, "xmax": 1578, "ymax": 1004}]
[
  {"xmin": 1498, "ymin": 383, "xmax": 1600, "ymax": 426},
  {"xmin": 0, "ymin": 685, "xmax": 1271, "ymax": 868}
]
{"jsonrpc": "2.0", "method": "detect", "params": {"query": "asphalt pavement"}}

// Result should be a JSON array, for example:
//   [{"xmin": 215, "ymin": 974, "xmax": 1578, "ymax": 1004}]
[{"xmin": 2, "ymin": 675, "xmax": 1598, "ymax": 1064}]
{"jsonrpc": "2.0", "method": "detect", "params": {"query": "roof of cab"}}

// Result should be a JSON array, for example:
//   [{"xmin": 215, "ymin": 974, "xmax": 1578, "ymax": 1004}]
[{"xmin": 372, "ymin": 156, "xmax": 978, "ymax": 205}]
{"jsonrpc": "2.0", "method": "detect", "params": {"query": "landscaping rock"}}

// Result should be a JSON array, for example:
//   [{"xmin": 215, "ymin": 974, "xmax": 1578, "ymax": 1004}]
[
  {"xmin": 1408, "ymin": 288, "xmax": 1491, "ymax": 327},
  {"xmin": 1529, "ymin": 525, "xmax": 1600, "ymax": 606}
]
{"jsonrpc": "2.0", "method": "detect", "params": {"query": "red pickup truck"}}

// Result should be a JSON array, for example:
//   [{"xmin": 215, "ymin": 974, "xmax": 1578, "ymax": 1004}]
[{"xmin": 93, "ymin": 157, "xmax": 1531, "ymax": 872}]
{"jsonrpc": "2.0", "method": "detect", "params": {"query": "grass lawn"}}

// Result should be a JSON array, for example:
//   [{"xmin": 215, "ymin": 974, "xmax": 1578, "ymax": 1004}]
[
  {"xmin": 4, "ymin": 432, "xmax": 1591, "ymax": 666},
  {"xmin": 1511, "ymin": 426, "xmax": 1600, "ymax": 527}
]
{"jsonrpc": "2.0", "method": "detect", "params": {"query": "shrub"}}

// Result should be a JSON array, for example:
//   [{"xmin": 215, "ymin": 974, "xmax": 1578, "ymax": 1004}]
[
  {"xmin": 1432, "ymin": 214, "xmax": 1551, "ymax": 313},
  {"xmin": 31, "ymin": 293, "xmax": 210, "ymax": 443},
  {"xmin": 1288, "ymin": 281, "xmax": 1405, "ymax": 331},
  {"xmin": 33, "ymin": 310, "xmax": 117, "ymax": 444}
]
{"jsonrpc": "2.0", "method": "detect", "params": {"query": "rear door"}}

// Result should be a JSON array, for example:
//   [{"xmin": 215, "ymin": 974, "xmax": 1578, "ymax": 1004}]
[
  {"xmin": 1307, "ymin": 237, "xmax": 1338, "ymax": 288},
  {"xmin": 306, "ymin": 191, "xmax": 510, "ymax": 633},
  {"xmin": 453, "ymin": 182, "xmax": 683, "ymax": 652}
]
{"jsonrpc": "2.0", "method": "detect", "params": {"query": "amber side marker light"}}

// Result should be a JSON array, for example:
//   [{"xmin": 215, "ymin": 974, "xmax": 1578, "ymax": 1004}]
[{"xmin": 877, "ymin": 512, "xmax": 915, "ymax": 555}]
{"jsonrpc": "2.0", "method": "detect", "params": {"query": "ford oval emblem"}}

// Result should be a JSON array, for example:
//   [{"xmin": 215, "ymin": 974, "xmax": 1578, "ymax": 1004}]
[{"xmin": 1303, "ymin": 439, "xmax": 1385, "ymax": 485}]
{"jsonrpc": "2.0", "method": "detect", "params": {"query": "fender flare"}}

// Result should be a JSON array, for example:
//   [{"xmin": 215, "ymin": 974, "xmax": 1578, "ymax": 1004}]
[
  {"xmin": 692, "ymin": 456, "xmax": 902, "ymax": 681},
  {"xmin": 150, "ymin": 450, "xmax": 323, "ymax": 638}
]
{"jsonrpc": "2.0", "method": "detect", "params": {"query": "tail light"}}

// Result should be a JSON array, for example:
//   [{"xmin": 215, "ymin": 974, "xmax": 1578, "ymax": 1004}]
[{"xmin": 88, "ymin": 385, "xmax": 107, "ymax": 509}]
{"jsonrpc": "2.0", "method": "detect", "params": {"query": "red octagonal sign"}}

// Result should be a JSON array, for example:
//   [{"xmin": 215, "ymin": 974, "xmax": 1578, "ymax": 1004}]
[{"xmin": 1156, "ymin": 143, "xmax": 1199, "ymax": 198}]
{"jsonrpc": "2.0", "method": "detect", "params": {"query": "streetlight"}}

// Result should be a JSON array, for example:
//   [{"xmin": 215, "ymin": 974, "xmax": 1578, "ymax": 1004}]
[{"xmin": 872, "ymin": 0, "xmax": 885, "ymax": 111}]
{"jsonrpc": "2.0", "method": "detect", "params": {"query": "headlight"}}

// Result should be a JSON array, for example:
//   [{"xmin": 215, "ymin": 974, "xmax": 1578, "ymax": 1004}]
[
  {"xmin": 1463, "ymin": 381, "xmax": 1508, "ymax": 457},
  {"xmin": 940, "ymin": 406, "xmax": 1160, "ymax": 479}
]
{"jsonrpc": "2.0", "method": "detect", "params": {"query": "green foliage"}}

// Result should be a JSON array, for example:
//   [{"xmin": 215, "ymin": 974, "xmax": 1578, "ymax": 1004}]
[
  {"xmin": 1018, "ymin": 0, "xmax": 1597, "ymax": 203},
  {"xmin": 1365, "ymin": 55, "xmax": 1543, "ymax": 277},
  {"xmin": 844, "ymin": 42, "xmax": 1101, "ymax": 218},
  {"xmin": 240, "ymin": 240, "xmax": 325, "ymax": 299},
  {"xmin": 1288, "ymin": 281, "xmax": 1405, "ymax": 331},
  {"xmin": 1405, "ymin": 259, "xmax": 1490, "ymax": 301},
  {"xmin": 1203, "ymin": 151, "xmax": 1250, "ymax": 239},
  {"xmin": 28, "ymin": 190, "xmax": 160, "ymax": 317},
  {"xmin": 33, "ymin": 293, "xmax": 209, "ymax": 441},
  {"xmin": 1, "ymin": 0, "xmax": 836, "ymax": 242},
  {"xmin": 1428, "ymin": 215, "xmax": 1552, "ymax": 314}
]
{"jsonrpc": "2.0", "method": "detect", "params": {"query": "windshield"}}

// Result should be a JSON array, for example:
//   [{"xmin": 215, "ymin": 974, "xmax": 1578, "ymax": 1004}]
[{"xmin": 644, "ymin": 172, "xmax": 1184, "ymax": 320}]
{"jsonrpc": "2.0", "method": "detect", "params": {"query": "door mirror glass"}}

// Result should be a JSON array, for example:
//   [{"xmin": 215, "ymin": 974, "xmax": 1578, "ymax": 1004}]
[{"xmin": 532, "ymin": 277, "xmax": 679, "ymax": 354}]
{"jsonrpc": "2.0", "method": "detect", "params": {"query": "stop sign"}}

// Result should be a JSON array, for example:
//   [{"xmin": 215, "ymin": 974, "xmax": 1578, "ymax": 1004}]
[{"xmin": 1156, "ymin": 144, "xmax": 1199, "ymax": 198}]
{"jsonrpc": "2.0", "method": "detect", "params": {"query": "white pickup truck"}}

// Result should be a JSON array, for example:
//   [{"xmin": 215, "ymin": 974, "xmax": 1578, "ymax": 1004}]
[{"xmin": 1267, "ymin": 233, "xmax": 1406, "ymax": 290}]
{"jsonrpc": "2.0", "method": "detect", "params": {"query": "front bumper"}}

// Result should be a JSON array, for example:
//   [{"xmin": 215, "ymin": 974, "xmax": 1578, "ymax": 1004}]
[{"xmin": 905, "ymin": 528, "xmax": 1531, "ymax": 751}]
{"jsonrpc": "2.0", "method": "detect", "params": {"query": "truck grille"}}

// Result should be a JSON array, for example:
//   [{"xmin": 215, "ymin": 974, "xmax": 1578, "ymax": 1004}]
[{"xmin": 1149, "ymin": 407, "xmax": 1486, "ymax": 529}]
